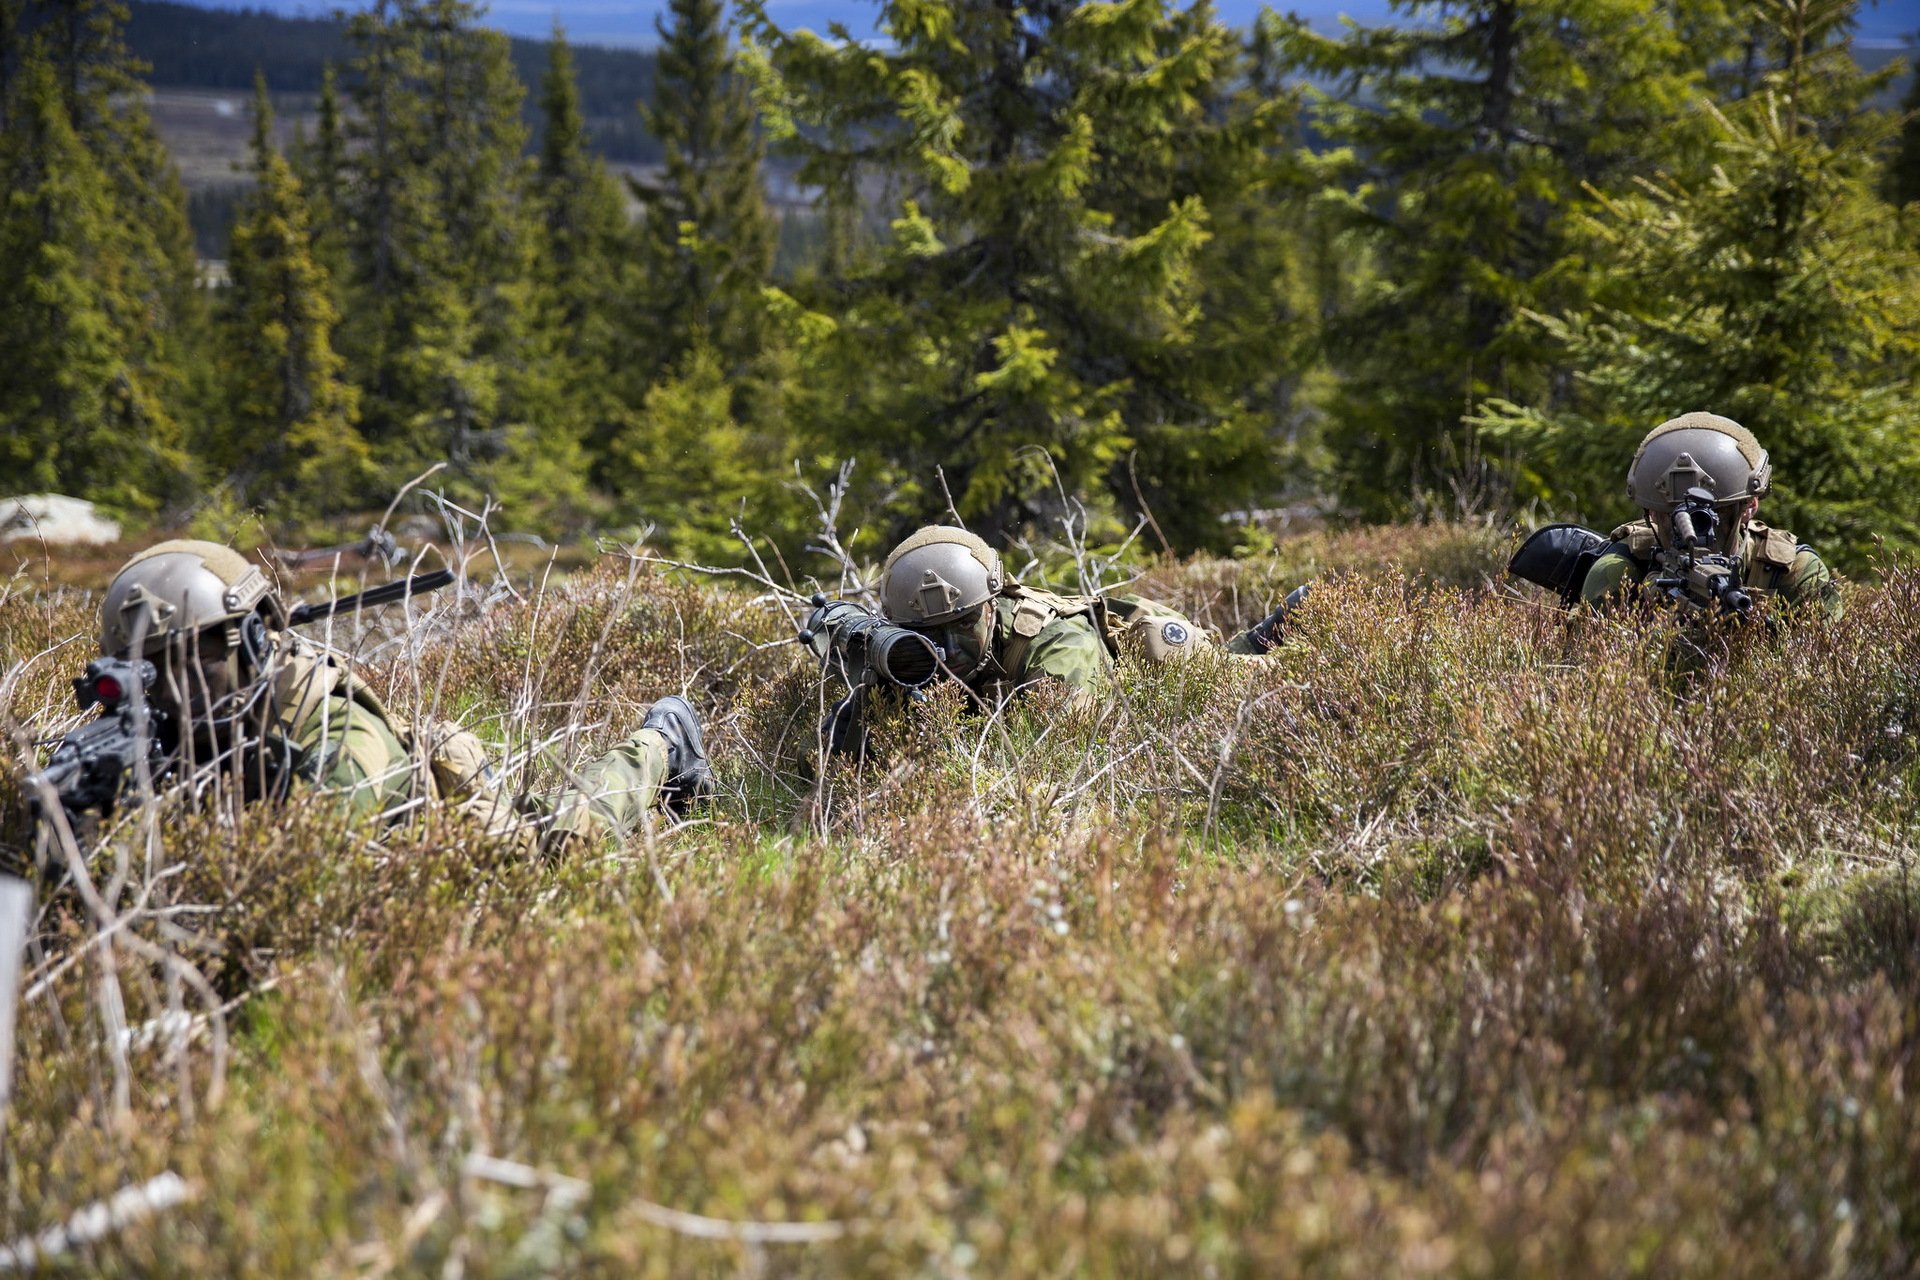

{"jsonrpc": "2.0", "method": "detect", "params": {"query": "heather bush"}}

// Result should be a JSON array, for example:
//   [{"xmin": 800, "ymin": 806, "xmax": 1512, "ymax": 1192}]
[{"xmin": 0, "ymin": 523, "xmax": 1915, "ymax": 1276}]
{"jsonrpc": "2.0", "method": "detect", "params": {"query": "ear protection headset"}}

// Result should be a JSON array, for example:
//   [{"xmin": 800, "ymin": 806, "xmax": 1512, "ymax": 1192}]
[{"xmin": 237, "ymin": 608, "xmax": 271, "ymax": 677}]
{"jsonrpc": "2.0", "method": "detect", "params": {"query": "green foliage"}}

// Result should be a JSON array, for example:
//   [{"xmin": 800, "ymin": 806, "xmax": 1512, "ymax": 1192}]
[
  {"xmin": 603, "ymin": 343, "xmax": 805, "ymax": 561},
  {"xmin": 1477, "ymin": 0, "xmax": 1920, "ymax": 567},
  {"xmin": 207, "ymin": 75, "xmax": 369, "ymax": 517},
  {"xmin": 744, "ymin": 0, "xmax": 1297, "ymax": 549},
  {"xmin": 1889, "ymin": 41, "xmax": 1920, "ymax": 209},
  {"xmin": 632, "ymin": 0, "xmax": 774, "ymax": 386},
  {"xmin": 1279, "ymin": 0, "xmax": 1730, "ymax": 516},
  {"xmin": 531, "ymin": 26, "xmax": 638, "ymax": 483},
  {"xmin": 334, "ymin": 0, "xmax": 592, "ymax": 531},
  {"xmin": 0, "ymin": 40, "xmax": 187, "ymax": 513}
]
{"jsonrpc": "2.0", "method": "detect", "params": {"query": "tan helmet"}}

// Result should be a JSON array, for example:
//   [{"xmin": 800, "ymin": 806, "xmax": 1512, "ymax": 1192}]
[
  {"xmin": 1627, "ymin": 412, "xmax": 1772, "ymax": 512},
  {"xmin": 100, "ymin": 539, "xmax": 285, "ymax": 658},
  {"xmin": 880, "ymin": 526, "xmax": 1004, "ymax": 625}
]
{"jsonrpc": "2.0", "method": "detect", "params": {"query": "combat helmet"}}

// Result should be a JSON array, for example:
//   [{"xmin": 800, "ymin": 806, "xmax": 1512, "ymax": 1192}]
[
  {"xmin": 881, "ymin": 526, "xmax": 1004, "ymax": 625},
  {"xmin": 100, "ymin": 539, "xmax": 286, "ymax": 661},
  {"xmin": 1627, "ymin": 413, "xmax": 1771, "ymax": 512}
]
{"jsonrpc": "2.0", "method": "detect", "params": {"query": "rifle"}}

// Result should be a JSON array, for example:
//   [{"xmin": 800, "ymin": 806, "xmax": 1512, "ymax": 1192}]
[
  {"xmin": 24, "ymin": 570, "xmax": 456, "ymax": 826},
  {"xmin": 1646, "ymin": 486, "xmax": 1753, "ymax": 617},
  {"xmin": 795, "ymin": 595, "xmax": 943, "ymax": 691},
  {"xmin": 23, "ymin": 658, "xmax": 171, "ymax": 822},
  {"xmin": 1508, "ymin": 491, "xmax": 1753, "ymax": 618}
]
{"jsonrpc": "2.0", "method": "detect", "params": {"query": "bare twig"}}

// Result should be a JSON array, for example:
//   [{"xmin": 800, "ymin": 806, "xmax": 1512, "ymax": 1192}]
[{"xmin": 461, "ymin": 1153, "xmax": 858, "ymax": 1244}]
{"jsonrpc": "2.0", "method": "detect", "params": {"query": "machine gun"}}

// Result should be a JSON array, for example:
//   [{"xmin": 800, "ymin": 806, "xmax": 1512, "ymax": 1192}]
[
  {"xmin": 1647, "ymin": 486, "xmax": 1753, "ymax": 618},
  {"xmin": 23, "ymin": 570, "xmax": 457, "ymax": 827},
  {"xmin": 23, "ymin": 657, "xmax": 172, "ymax": 823},
  {"xmin": 795, "ymin": 595, "xmax": 944, "ymax": 691}
]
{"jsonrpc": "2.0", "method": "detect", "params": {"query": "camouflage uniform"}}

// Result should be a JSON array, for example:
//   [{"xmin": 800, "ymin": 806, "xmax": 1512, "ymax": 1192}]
[
  {"xmin": 83, "ymin": 539, "xmax": 701, "ymax": 852},
  {"xmin": 264, "ymin": 635, "xmax": 675, "ymax": 847},
  {"xmin": 1580, "ymin": 518, "xmax": 1842, "ymax": 618},
  {"xmin": 965, "ymin": 585, "xmax": 1266, "ymax": 699}
]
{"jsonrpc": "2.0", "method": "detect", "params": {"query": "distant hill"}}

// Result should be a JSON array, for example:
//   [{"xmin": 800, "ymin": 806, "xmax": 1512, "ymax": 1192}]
[{"xmin": 127, "ymin": 0, "xmax": 660, "ymax": 162}]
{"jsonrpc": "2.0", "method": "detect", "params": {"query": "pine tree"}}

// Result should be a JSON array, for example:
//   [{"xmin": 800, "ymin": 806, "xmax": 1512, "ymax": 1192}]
[
  {"xmin": 531, "ymin": 25, "xmax": 633, "ymax": 471},
  {"xmin": 290, "ymin": 61, "xmax": 350, "ymax": 283},
  {"xmin": 1275, "ymin": 0, "xmax": 1732, "ymax": 517},
  {"xmin": 0, "ymin": 50, "xmax": 183, "ymax": 510},
  {"xmin": 333, "ymin": 0, "xmax": 590, "ymax": 527},
  {"xmin": 743, "ymin": 0, "xmax": 1290, "ymax": 546},
  {"xmin": 634, "ymin": 0, "xmax": 772, "ymax": 383},
  {"xmin": 213, "ymin": 74, "xmax": 369, "ymax": 516},
  {"xmin": 1476, "ymin": 0, "xmax": 1920, "ymax": 565}
]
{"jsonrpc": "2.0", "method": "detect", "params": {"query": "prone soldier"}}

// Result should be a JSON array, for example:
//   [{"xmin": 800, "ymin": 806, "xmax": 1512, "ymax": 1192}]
[
  {"xmin": 27, "ymin": 540, "xmax": 711, "ymax": 851},
  {"xmin": 806, "ymin": 525, "xmax": 1308, "ymax": 753},
  {"xmin": 1510, "ymin": 413, "xmax": 1840, "ymax": 620}
]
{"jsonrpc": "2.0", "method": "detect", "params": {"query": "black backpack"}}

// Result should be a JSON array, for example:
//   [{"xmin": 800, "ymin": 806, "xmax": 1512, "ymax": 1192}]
[{"xmin": 1508, "ymin": 524, "xmax": 1612, "ymax": 608}]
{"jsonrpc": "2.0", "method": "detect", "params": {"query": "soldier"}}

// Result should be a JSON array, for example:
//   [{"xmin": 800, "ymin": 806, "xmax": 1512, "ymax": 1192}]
[
  {"xmin": 83, "ymin": 539, "xmax": 711, "ymax": 849},
  {"xmin": 818, "ymin": 526, "xmax": 1305, "ymax": 753},
  {"xmin": 1579, "ymin": 413, "xmax": 1840, "ymax": 617}
]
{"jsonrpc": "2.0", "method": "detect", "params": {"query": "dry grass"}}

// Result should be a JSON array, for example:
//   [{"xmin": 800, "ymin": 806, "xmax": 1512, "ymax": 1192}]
[{"xmin": 0, "ymin": 522, "xmax": 1916, "ymax": 1276}]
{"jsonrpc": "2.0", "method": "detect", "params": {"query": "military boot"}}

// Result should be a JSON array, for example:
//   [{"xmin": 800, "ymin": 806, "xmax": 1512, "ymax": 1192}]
[
  {"xmin": 1239, "ymin": 583, "xmax": 1312, "ymax": 652},
  {"xmin": 642, "ymin": 695, "xmax": 714, "ymax": 812}
]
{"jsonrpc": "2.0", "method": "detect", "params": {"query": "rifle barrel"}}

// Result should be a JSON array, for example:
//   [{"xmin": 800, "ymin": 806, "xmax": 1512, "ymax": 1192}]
[{"xmin": 288, "ymin": 570, "xmax": 456, "ymax": 627}]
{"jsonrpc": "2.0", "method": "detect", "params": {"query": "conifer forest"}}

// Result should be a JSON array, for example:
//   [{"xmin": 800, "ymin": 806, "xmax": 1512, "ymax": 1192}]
[{"xmin": 3, "ymin": 0, "xmax": 1920, "ymax": 1272}]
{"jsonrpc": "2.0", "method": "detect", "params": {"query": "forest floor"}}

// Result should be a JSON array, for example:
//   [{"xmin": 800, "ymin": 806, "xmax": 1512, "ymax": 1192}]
[{"xmin": 0, "ymin": 520, "xmax": 1915, "ymax": 1276}]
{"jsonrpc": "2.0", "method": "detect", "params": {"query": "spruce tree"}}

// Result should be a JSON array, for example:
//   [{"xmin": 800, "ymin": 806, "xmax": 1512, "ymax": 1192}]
[
  {"xmin": 214, "ymin": 75, "xmax": 368, "ymax": 516},
  {"xmin": 635, "ymin": 0, "xmax": 772, "ymax": 383},
  {"xmin": 1476, "ymin": 0, "xmax": 1920, "ymax": 565},
  {"xmin": 1889, "ymin": 47, "xmax": 1920, "ymax": 211},
  {"xmin": 532, "ymin": 25, "xmax": 633, "ymax": 475},
  {"xmin": 743, "ymin": 0, "xmax": 1289, "ymax": 546},
  {"xmin": 0, "ymin": 51, "xmax": 183, "ymax": 510},
  {"xmin": 2, "ymin": 0, "xmax": 200, "ymax": 511},
  {"xmin": 536, "ymin": 28, "xmax": 628, "ymax": 342},
  {"xmin": 334, "ymin": 0, "xmax": 589, "ymax": 525},
  {"xmin": 1275, "ymin": 0, "xmax": 1729, "ymax": 516},
  {"xmin": 35, "ymin": 0, "xmax": 203, "ymax": 424},
  {"xmin": 290, "ymin": 61, "xmax": 350, "ymax": 284}
]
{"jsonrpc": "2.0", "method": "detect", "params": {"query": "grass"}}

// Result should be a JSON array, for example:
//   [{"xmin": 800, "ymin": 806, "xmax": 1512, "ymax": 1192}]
[{"xmin": 1, "ymin": 521, "xmax": 1917, "ymax": 1276}]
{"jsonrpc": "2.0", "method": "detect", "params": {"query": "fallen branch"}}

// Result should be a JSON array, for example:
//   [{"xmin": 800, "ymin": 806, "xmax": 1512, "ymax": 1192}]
[
  {"xmin": 0, "ymin": 1172, "xmax": 196, "ymax": 1271},
  {"xmin": 460, "ymin": 1153, "xmax": 857, "ymax": 1245}
]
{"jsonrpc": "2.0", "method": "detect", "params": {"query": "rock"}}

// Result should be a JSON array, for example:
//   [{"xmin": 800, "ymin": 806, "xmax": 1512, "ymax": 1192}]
[{"xmin": 0, "ymin": 495, "xmax": 122, "ymax": 546}]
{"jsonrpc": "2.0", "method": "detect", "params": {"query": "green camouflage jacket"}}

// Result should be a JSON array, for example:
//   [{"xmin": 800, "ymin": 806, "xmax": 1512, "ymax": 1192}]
[
  {"xmin": 1579, "ymin": 519, "xmax": 1841, "ymax": 618},
  {"xmin": 262, "ymin": 636, "xmax": 669, "ymax": 845}
]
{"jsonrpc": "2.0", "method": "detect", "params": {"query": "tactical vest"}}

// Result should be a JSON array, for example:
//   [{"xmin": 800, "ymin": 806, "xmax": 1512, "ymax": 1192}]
[
  {"xmin": 977, "ymin": 585, "xmax": 1203, "ymax": 689},
  {"xmin": 979, "ymin": 584, "xmax": 1114, "ymax": 688},
  {"xmin": 1607, "ymin": 519, "xmax": 1805, "ymax": 594}
]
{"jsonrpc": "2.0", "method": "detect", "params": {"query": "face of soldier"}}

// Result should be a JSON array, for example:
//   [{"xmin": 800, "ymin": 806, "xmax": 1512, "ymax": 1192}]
[
  {"xmin": 922, "ymin": 606, "xmax": 992, "ymax": 677},
  {"xmin": 1650, "ymin": 496, "xmax": 1759, "ymax": 556},
  {"xmin": 153, "ymin": 623, "xmax": 249, "ymax": 734}
]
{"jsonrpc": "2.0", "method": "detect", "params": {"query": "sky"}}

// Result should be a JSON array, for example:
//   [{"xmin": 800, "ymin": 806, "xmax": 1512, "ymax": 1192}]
[{"xmin": 173, "ymin": 0, "xmax": 1916, "ymax": 49}]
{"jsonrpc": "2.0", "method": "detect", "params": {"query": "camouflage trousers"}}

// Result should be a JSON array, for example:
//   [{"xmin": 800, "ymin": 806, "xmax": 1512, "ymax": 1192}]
[
  {"xmin": 536, "ymin": 727, "xmax": 673, "ymax": 848},
  {"xmin": 424, "ymin": 723, "xmax": 672, "ymax": 855}
]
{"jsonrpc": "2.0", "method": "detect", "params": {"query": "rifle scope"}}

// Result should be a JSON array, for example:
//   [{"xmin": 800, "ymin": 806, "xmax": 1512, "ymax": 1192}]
[
  {"xmin": 797, "ymin": 597, "xmax": 945, "ymax": 689},
  {"xmin": 75, "ymin": 657, "xmax": 156, "ymax": 711}
]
